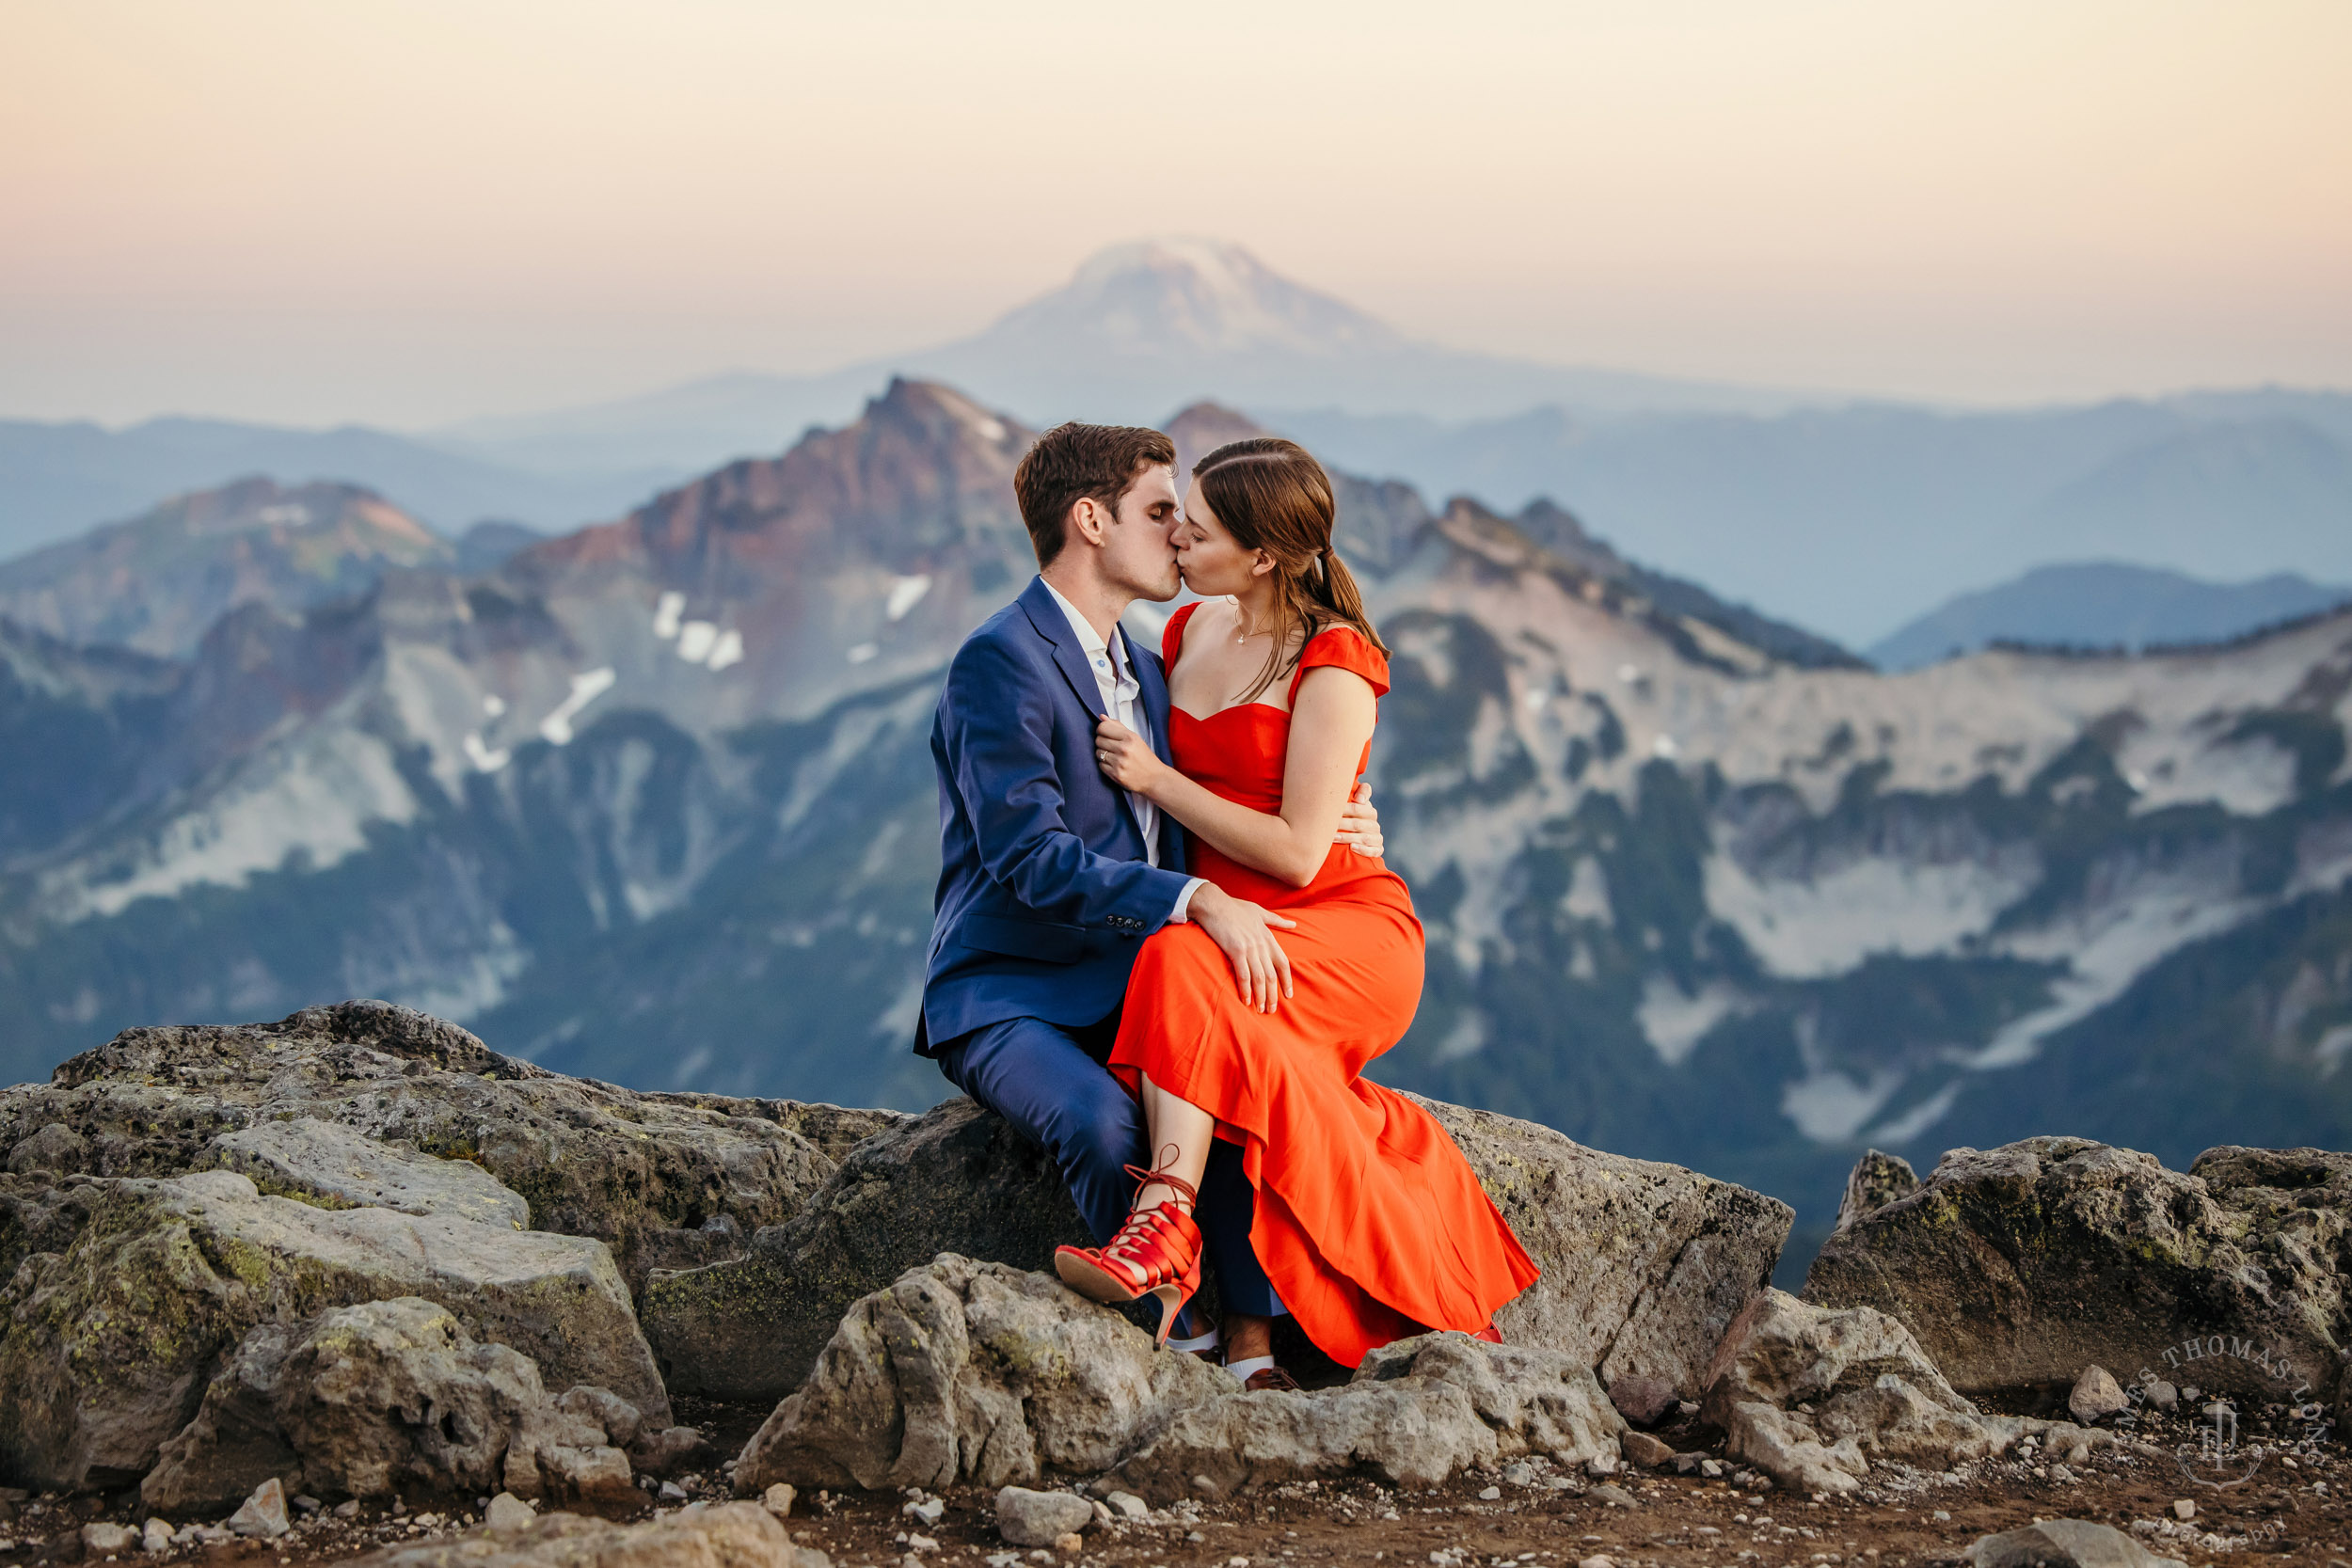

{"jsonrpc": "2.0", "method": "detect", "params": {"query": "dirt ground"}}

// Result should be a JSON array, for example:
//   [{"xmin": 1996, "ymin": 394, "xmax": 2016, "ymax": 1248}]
[{"xmin": 2, "ymin": 1397, "xmax": 2344, "ymax": 1568}]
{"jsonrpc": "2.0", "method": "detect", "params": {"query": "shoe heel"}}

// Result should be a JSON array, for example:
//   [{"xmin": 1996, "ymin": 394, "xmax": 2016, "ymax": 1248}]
[{"xmin": 1149, "ymin": 1284, "xmax": 1187, "ymax": 1347}]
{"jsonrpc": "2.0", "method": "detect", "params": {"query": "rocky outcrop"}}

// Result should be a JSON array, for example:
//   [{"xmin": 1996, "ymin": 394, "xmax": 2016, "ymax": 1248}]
[
  {"xmin": 144, "ymin": 1298, "xmax": 661, "ymax": 1511},
  {"xmin": 734, "ymin": 1255, "xmax": 1626, "ymax": 1503},
  {"xmin": 335, "ymin": 1501, "xmax": 811, "ymax": 1568},
  {"xmin": 1804, "ymin": 1138, "xmax": 2352, "ymax": 1417},
  {"xmin": 733, "ymin": 1255, "xmax": 1232, "ymax": 1493},
  {"xmin": 1701, "ymin": 1289, "xmax": 2131, "ymax": 1496},
  {"xmin": 654, "ymin": 1095, "xmax": 1790, "ymax": 1403},
  {"xmin": 0, "ymin": 1001, "xmax": 901, "ymax": 1294},
  {"xmin": 1115, "ymin": 1330, "xmax": 1626, "ymax": 1500},
  {"xmin": 0, "ymin": 1167, "xmax": 665, "ymax": 1492},
  {"xmin": 1416, "ymin": 1097, "xmax": 1789, "ymax": 1398},
  {"xmin": 212, "ymin": 1117, "xmax": 531, "ymax": 1229},
  {"xmin": 645, "ymin": 1101, "xmax": 1096, "ymax": 1404},
  {"xmin": 2, "ymin": 1001, "xmax": 1792, "ymax": 1504}
]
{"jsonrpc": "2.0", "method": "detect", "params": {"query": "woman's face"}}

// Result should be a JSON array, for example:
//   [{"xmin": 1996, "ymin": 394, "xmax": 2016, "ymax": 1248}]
[{"xmin": 1175, "ymin": 480, "xmax": 1272, "ymax": 597}]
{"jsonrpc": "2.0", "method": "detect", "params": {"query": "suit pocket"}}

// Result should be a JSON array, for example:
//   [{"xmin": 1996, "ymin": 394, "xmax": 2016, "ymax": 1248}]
[{"xmin": 953, "ymin": 913, "xmax": 1087, "ymax": 964}]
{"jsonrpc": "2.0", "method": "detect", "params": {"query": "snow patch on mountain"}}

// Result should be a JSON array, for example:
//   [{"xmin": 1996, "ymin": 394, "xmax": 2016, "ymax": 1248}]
[{"xmin": 52, "ymin": 722, "xmax": 417, "ymax": 918}]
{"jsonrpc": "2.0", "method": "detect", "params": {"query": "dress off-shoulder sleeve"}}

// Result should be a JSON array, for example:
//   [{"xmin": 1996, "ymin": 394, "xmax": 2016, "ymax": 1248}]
[
  {"xmin": 1162, "ymin": 601, "xmax": 1203, "ymax": 671},
  {"xmin": 1287, "ymin": 623, "xmax": 1390, "ymax": 703}
]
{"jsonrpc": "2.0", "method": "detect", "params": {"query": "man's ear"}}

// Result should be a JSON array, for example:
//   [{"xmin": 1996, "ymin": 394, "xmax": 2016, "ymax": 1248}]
[{"xmin": 1068, "ymin": 497, "xmax": 1111, "ymax": 549}]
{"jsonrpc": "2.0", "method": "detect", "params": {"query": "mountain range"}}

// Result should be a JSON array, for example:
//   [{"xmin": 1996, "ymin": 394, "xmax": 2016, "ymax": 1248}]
[
  {"xmin": 6, "ymin": 241, "xmax": 2345, "ymax": 649},
  {"xmin": 3, "ymin": 377, "xmax": 2347, "ymax": 1289},
  {"xmin": 1869, "ymin": 562, "xmax": 2352, "ymax": 671}
]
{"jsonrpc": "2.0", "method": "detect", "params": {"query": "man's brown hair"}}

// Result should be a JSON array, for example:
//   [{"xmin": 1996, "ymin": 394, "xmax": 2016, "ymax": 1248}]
[{"xmin": 1012, "ymin": 422, "xmax": 1176, "ymax": 567}]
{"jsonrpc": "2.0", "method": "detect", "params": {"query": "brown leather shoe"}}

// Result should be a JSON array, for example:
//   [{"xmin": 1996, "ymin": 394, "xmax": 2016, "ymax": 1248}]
[{"xmin": 1243, "ymin": 1365, "xmax": 1301, "ymax": 1392}]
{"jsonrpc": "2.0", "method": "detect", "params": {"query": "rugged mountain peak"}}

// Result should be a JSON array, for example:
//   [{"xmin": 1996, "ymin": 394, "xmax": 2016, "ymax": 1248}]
[
  {"xmin": 984, "ymin": 239, "xmax": 1402, "ymax": 360},
  {"xmin": 150, "ymin": 476, "xmax": 440, "ymax": 547},
  {"xmin": 0, "ymin": 475, "xmax": 449, "ymax": 658}
]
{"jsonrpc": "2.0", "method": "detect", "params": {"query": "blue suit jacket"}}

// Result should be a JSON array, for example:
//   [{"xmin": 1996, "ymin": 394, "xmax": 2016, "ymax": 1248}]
[{"xmin": 916, "ymin": 576, "xmax": 1193, "ymax": 1054}]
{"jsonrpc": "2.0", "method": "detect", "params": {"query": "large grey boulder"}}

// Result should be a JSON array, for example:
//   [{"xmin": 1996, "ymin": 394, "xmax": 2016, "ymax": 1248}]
[
  {"xmin": 0, "ymin": 1000, "xmax": 901, "ymax": 1294},
  {"xmin": 656, "ymin": 1094, "xmax": 1790, "ymax": 1403},
  {"xmin": 732, "ymin": 1254, "xmax": 1232, "ymax": 1493},
  {"xmin": 211, "ymin": 1118, "xmax": 530, "ymax": 1228},
  {"xmin": 0, "ymin": 1168, "xmax": 665, "ymax": 1492},
  {"xmin": 646, "ymin": 1100, "xmax": 1095, "ymax": 1404},
  {"xmin": 1804, "ymin": 1138, "xmax": 2352, "ymax": 1414},
  {"xmin": 1415, "ymin": 1097, "xmax": 1789, "ymax": 1397},
  {"xmin": 334, "ymin": 1501, "xmax": 809, "ymax": 1568},
  {"xmin": 147, "ymin": 1298, "xmax": 657, "ymax": 1511},
  {"xmin": 733, "ymin": 1255, "xmax": 1625, "ymax": 1503},
  {"xmin": 1700, "ymin": 1288, "xmax": 2127, "ymax": 1496},
  {"xmin": 1113, "ymin": 1329, "xmax": 1626, "ymax": 1500}
]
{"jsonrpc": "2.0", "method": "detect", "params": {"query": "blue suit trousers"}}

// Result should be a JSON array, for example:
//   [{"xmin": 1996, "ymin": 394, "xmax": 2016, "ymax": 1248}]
[{"xmin": 937, "ymin": 1012, "xmax": 1284, "ymax": 1321}]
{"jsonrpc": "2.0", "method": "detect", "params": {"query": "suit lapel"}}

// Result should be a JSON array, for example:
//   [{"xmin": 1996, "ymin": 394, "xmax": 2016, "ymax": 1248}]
[{"xmin": 1018, "ymin": 577, "xmax": 1110, "ymax": 721}]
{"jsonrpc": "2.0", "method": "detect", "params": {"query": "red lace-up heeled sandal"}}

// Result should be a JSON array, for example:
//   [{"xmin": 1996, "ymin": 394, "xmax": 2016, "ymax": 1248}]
[{"xmin": 1053, "ymin": 1161, "xmax": 1204, "ymax": 1347}]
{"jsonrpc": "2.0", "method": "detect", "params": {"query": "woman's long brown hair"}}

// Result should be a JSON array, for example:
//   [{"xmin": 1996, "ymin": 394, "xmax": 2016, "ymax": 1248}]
[{"xmin": 1192, "ymin": 437, "xmax": 1390, "ymax": 704}]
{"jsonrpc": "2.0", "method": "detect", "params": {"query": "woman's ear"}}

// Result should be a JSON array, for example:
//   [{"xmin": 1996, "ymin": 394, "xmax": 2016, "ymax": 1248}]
[{"xmin": 1250, "ymin": 550, "xmax": 1276, "ymax": 578}]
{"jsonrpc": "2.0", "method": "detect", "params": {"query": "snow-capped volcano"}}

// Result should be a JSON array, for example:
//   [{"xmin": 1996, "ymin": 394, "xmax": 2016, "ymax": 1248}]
[{"xmin": 983, "ymin": 237, "xmax": 1405, "ymax": 359}]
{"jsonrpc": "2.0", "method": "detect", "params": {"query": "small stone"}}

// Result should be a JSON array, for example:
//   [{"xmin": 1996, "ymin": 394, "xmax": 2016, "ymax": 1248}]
[
  {"xmin": 2143, "ymin": 1380, "xmax": 2177, "ymax": 1412},
  {"xmin": 334, "ymin": 1500, "xmax": 361, "ymax": 1518},
  {"xmin": 85, "ymin": 1522, "xmax": 140, "ymax": 1554},
  {"xmin": 1478, "ymin": 1485, "xmax": 1502, "ymax": 1500},
  {"xmin": 1620, "ymin": 1432, "xmax": 1675, "ymax": 1468},
  {"xmin": 659, "ymin": 1481, "xmax": 689, "ymax": 1503},
  {"xmin": 484, "ymin": 1494, "xmax": 535, "ymax": 1533},
  {"xmin": 2170, "ymin": 1499, "xmax": 2194, "ymax": 1521},
  {"xmin": 2178, "ymin": 1386, "xmax": 2200, "ymax": 1404},
  {"xmin": 908, "ymin": 1534, "xmax": 940, "ymax": 1552},
  {"xmin": 1701, "ymin": 1459, "xmax": 1724, "ymax": 1478},
  {"xmin": 228, "ymin": 1478, "xmax": 292, "ymax": 1539},
  {"xmin": 768, "ymin": 1483, "xmax": 800, "ymax": 1518},
  {"xmin": 1607, "ymin": 1374, "xmax": 1677, "ymax": 1428},
  {"xmin": 996, "ymin": 1487, "xmax": 1092, "ymax": 1548},
  {"xmin": 1586, "ymin": 1453, "xmax": 1621, "ymax": 1477},
  {"xmin": 142, "ymin": 1518, "xmax": 172, "ymax": 1554},
  {"xmin": 1591, "ymin": 1483, "xmax": 1637, "ymax": 1508},
  {"xmin": 1968, "ymin": 1518, "xmax": 2178, "ymax": 1568},
  {"xmin": 1053, "ymin": 1535, "xmax": 1084, "ymax": 1555},
  {"xmin": 1579, "ymin": 1556, "xmax": 1616, "ymax": 1568},
  {"xmin": 2067, "ymin": 1366, "xmax": 2128, "ymax": 1424},
  {"xmin": 1104, "ymin": 1492, "xmax": 1149, "ymax": 1521}
]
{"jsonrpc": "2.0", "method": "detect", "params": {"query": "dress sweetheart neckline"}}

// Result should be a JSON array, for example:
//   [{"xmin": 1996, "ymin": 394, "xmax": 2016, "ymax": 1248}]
[{"xmin": 1169, "ymin": 701, "xmax": 1291, "ymax": 724}]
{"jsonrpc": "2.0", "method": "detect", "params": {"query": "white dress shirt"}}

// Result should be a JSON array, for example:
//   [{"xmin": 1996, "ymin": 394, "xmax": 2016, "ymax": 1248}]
[{"xmin": 1041, "ymin": 579, "xmax": 1204, "ymax": 923}]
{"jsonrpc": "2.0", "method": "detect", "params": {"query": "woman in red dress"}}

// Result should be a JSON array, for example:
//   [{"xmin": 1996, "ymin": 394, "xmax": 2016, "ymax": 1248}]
[{"xmin": 1054, "ymin": 437, "xmax": 1537, "ymax": 1386}]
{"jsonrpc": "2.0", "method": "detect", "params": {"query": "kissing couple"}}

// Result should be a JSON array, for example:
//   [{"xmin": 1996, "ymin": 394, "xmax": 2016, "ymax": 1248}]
[{"xmin": 915, "ymin": 421, "xmax": 1537, "ymax": 1388}]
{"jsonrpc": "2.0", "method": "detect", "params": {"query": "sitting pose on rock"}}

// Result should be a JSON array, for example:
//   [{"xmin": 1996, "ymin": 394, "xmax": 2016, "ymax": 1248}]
[
  {"xmin": 918, "ymin": 420, "xmax": 1386, "ymax": 1376},
  {"xmin": 1059, "ymin": 436, "xmax": 1539, "ymax": 1384}
]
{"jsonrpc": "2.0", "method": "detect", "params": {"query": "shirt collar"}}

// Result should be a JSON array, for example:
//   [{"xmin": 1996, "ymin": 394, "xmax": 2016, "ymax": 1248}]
[{"xmin": 1040, "ymin": 578, "xmax": 1130, "ymax": 678}]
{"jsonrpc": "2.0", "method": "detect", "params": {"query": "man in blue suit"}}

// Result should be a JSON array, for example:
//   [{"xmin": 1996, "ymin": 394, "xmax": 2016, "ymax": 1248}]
[{"xmin": 919, "ymin": 420, "xmax": 1380, "ymax": 1365}]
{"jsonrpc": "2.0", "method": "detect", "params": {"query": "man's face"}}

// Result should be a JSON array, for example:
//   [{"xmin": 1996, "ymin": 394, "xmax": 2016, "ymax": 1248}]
[{"xmin": 1099, "ymin": 463, "xmax": 1184, "ymax": 602}]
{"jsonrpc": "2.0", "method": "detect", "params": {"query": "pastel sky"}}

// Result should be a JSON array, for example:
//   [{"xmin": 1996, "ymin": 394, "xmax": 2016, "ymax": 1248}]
[{"xmin": 4, "ymin": 0, "xmax": 2346, "ymax": 426}]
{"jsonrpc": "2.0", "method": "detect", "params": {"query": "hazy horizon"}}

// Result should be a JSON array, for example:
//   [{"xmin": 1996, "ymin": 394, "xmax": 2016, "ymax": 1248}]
[{"xmin": 5, "ymin": 1, "xmax": 2347, "ymax": 429}]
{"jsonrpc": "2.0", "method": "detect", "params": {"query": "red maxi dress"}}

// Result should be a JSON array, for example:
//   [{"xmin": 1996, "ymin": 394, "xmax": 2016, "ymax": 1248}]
[{"xmin": 1108, "ymin": 606, "xmax": 1539, "ymax": 1367}]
